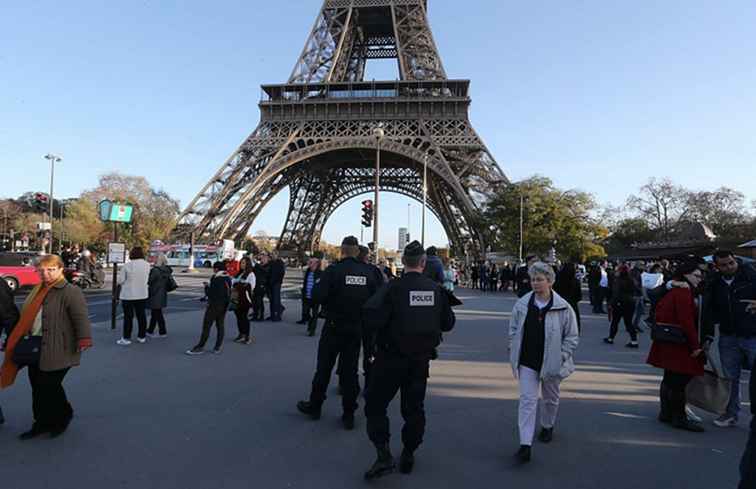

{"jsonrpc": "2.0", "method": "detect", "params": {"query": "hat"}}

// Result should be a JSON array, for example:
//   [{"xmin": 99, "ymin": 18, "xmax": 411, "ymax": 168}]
[
  {"xmin": 404, "ymin": 240, "xmax": 426, "ymax": 258},
  {"xmin": 341, "ymin": 236, "xmax": 359, "ymax": 247},
  {"xmin": 426, "ymin": 246, "xmax": 437, "ymax": 256}
]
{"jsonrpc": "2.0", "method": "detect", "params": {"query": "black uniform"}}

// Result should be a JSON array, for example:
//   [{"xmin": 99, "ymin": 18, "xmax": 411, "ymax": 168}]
[
  {"xmin": 307, "ymin": 256, "xmax": 379, "ymax": 415},
  {"xmin": 363, "ymin": 271, "xmax": 455, "ymax": 453}
]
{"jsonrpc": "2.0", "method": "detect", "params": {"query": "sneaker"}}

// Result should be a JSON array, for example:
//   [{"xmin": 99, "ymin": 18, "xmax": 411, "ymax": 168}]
[
  {"xmin": 145, "ymin": 332, "xmax": 155, "ymax": 338},
  {"xmin": 156, "ymin": 334, "xmax": 168, "ymax": 339},
  {"xmin": 116, "ymin": 338, "xmax": 132, "ymax": 346},
  {"xmin": 136, "ymin": 337, "xmax": 147, "ymax": 344},
  {"xmin": 233, "ymin": 335, "xmax": 245, "ymax": 343},
  {"xmin": 185, "ymin": 347, "xmax": 205, "ymax": 356},
  {"xmin": 625, "ymin": 341, "xmax": 639, "ymax": 349},
  {"xmin": 713, "ymin": 414, "xmax": 737, "ymax": 427},
  {"xmin": 538, "ymin": 427, "xmax": 553, "ymax": 443},
  {"xmin": 603, "ymin": 338, "xmax": 614, "ymax": 345},
  {"xmin": 296, "ymin": 400, "xmax": 322, "ymax": 420},
  {"xmin": 514, "ymin": 445, "xmax": 531, "ymax": 464},
  {"xmin": 685, "ymin": 405, "xmax": 703, "ymax": 423},
  {"xmin": 212, "ymin": 347, "xmax": 223, "ymax": 355}
]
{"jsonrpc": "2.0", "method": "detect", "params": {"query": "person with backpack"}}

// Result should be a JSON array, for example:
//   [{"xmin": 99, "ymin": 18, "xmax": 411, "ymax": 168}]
[
  {"xmin": 186, "ymin": 261, "xmax": 231, "ymax": 355},
  {"xmin": 146, "ymin": 254, "xmax": 176, "ymax": 338}
]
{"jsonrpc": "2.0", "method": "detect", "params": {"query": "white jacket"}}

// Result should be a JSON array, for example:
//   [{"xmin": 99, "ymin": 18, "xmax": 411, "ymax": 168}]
[
  {"xmin": 508, "ymin": 291, "xmax": 580, "ymax": 380},
  {"xmin": 117, "ymin": 259, "xmax": 150, "ymax": 300}
]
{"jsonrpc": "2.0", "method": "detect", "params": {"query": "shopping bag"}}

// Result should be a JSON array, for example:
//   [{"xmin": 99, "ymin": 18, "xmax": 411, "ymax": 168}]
[{"xmin": 686, "ymin": 369, "xmax": 731, "ymax": 415}]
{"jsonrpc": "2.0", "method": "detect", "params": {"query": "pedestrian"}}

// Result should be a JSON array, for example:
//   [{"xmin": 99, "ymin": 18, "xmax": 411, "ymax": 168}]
[
  {"xmin": 515, "ymin": 256, "xmax": 538, "ymax": 298},
  {"xmin": 641, "ymin": 263, "xmax": 665, "ymax": 323},
  {"xmin": 298, "ymin": 258, "xmax": 321, "ymax": 333},
  {"xmin": 646, "ymin": 262, "xmax": 706, "ymax": 432},
  {"xmin": 251, "ymin": 254, "xmax": 268, "ymax": 321},
  {"xmin": 705, "ymin": 250, "xmax": 756, "ymax": 428},
  {"xmin": 443, "ymin": 258, "xmax": 456, "ymax": 292},
  {"xmin": 0, "ymin": 254, "xmax": 92, "ymax": 439},
  {"xmin": 232, "ymin": 256, "xmax": 256, "ymax": 344},
  {"xmin": 0, "ymin": 277, "xmax": 20, "ymax": 425},
  {"xmin": 739, "ymin": 357, "xmax": 756, "ymax": 489},
  {"xmin": 508, "ymin": 261, "xmax": 579, "ymax": 463},
  {"xmin": 267, "ymin": 252, "xmax": 285, "ymax": 322},
  {"xmin": 186, "ymin": 261, "xmax": 232, "ymax": 355},
  {"xmin": 422, "ymin": 246, "xmax": 445, "ymax": 284},
  {"xmin": 116, "ymin": 247, "xmax": 151, "ymax": 346},
  {"xmin": 603, "ymin": 265, "xmax": 640, "ymax": 348},
  {"xmin": 554, "ymin": 263, "xmax": 583, "ymax": 333},
  {"xmin": 296, "ymin": 236, "xmax": 380, "ymax": 430},
  {"xmin": 470, "ymin": 265, "xmax": 479, "ymax": 290},
  {"xmin": 489, "ymin": 263, "xmax": 498, "ymax": 292},
  {"xmin": 630, "ymin": 262, "xmax": 646, "ymax": 332},
  {"xmin": 362, "ymin": 241, "xmax": 456, "ymax": 479},
  {"xmin": 146, "ymin": 253, "xmax": 175, "ymax": 338}
]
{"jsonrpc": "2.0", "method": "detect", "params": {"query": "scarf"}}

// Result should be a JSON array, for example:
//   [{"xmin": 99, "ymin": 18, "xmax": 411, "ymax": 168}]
[{"xmin": 0, "ymin": 279, "xmax": 60, "ymax": 388}]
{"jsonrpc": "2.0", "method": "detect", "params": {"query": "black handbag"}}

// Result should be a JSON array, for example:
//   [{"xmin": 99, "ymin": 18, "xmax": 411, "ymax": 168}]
[
  {"xmin": 650, "ymin": 321, "xmax": 688, "ymax": 344},
  {"xmin": 12, "ymin": 335, "xmax": 42, "ymax": 367}
]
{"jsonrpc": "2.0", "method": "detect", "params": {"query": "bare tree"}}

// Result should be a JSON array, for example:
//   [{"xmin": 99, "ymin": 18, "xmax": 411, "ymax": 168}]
[{"xmin": 626, "ymin": 178, "xmax": 690, "ymax": 239}]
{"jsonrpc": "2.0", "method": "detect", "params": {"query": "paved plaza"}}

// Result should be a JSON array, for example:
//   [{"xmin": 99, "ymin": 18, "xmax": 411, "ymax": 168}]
[{"xmin": 0, "ymin": 288, "xmax": 750, "ymax": 488}]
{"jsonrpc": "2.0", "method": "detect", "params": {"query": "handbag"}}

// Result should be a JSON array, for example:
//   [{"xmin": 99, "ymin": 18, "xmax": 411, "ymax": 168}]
[
  {"xmin": 12, "ymin": 335, "xmax": 42, "ymax": 368},
  {"xmin": 650, "ymin": 321, "xmax": 688, "ymax": 344},
  {"xmin": 686, "ymin": 369, "xmax": 731, "ymax": 415},
  {"xmin": 166, "ymin": 275, "xmax": 178, "ymax": 292}
]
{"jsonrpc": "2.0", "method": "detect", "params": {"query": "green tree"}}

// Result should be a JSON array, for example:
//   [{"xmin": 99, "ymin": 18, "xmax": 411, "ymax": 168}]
[
  {"xmin": 481, "ymin": 176, "xmax": 606, "ymax": 262},
  {"xmin": 60, "ymin": 198, "xmax": 106, "ymax": 248}
]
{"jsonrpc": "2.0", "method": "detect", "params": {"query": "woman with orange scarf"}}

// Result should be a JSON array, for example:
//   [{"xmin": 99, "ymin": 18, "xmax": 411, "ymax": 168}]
[{"xmin": 0, "ymin": 254, "xmax": 92, "ymax": 440}]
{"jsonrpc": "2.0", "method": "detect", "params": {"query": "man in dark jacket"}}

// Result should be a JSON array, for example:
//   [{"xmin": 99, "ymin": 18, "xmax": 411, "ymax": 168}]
[
  {"xmin": 252, "ymin": 254, "xmax": 269, "ymax": 321},
  {"xmin": 422, "ymin": 246, "xmax": 444, "ymax": 284},
  {"xmin": 299, "ymin": 257, "xmax": 322, "ymax": 336},
  {"xmin": 267, "ymin": 253, "xmax": 286, "ymax": 322},
  {"xmin": 362, "ymin": 241, "xmax": 455, "ymax": 479},
  {"xmin": 705, "ymin": 250, "xmax": 756, "ymax": 427},
  {"xmin": 0, "ymin": 278, "xmax": 20, "ymax": 425},
  {"xmin": 186, "ymin": 262, "xmax": 231, "ymax": 355},
  {"xmin": 739, "ymin": 357, "xmax": 755, "ymax": 489},
  {"xmin": 515, "ymin": 255, "xmax": 538, "ymax": 298},
  {"xmin": 297, "ymin": 237, "xmax": 380, "ymax": 429}
]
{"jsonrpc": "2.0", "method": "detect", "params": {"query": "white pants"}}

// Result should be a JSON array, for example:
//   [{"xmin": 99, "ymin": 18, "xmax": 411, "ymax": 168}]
[{"xmin": 517, "ymin": 366, "xmax": 562, "ymax": 446}]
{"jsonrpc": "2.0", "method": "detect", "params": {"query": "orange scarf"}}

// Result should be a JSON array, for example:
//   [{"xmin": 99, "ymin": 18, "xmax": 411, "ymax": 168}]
[{"xmin": 0, "ymin": 281, "xmax": 58, "ymax": 388}]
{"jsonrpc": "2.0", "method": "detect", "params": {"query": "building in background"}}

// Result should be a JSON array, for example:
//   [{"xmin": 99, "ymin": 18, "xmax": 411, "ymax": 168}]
[{"xmin": 398, "ymin": 227, "xmax": 410, "ymax": 251}]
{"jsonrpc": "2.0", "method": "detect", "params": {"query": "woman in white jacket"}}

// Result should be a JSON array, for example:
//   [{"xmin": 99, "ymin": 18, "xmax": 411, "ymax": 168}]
[
  {"xmin": 116, "ymin": 247, "xmax": 151, "ymax": 346},
  {"xmin": 509, "ymin": 262, "xmax": 579, "ymax": 463}
]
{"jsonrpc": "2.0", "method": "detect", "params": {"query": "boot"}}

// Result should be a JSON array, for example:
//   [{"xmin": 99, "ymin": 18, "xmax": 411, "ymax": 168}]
[
  {"xmin": 399, "ymin": 448, "xmax": 415, "ymax": 474},
  {"xmin": 658, "ymin": 383, "xmax": 672, "ymax": 424},
  {"xmin": 342, "ymin": 413, "xmax": 355, "ymax": 431},
  {"xmin": 364, "ymin": 443, "xmax": 395, "ymax": 480},
  {"xmin": 19, "ymin": 423, "xmax": 49, "ymax": 441},
  {"xmin": 668, "ymin": 390, "xmax": 704, "ymax": 433},
  {"xmin": 296, "ymin": 400, "xmax": 321, "ymax": 420},
  {"xmin": 514, "ymin": 445, "xmax": 531, "ymax": 464}
]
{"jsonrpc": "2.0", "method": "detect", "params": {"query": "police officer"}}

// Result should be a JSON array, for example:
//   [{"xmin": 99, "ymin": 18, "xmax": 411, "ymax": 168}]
[
  {"xmin": 362, "ymin": 241, "xmax": 455, "ymax": 480},
  {"xmin": 297, "ymin": 236, "xmax": 380, "ymax": 430}
]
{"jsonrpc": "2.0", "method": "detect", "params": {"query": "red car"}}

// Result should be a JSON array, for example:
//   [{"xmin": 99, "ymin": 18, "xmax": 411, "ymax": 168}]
[{"xmin": 1, "ymin": 265, "xmax": 41, "ymax": 292}]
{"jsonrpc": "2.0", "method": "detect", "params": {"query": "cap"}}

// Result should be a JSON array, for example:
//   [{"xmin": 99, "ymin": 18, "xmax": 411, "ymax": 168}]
[
  {"xmin": 341, "ymin": 236, "xmax": 359, "ymax": 247},
  {"xmin": 404, "ymin": 240, "xmax": 426, "ymax": 258}
]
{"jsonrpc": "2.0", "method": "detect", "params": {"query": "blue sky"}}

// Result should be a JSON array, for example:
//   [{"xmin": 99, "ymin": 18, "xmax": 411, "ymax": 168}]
[{"xmin": 2, "ymin": 1, "xmax": 755, "ymax": 249}]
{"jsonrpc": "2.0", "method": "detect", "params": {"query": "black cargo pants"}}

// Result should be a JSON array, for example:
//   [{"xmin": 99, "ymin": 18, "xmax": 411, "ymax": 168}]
[{"xmin": 309, "ymin": 324, "xmax": 361, "ymax": 414}]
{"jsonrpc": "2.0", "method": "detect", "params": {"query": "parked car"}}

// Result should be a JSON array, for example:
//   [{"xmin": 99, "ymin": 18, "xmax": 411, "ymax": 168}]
[
  {"xmin": 0, "ymin": 251, "xmax": 41, "ymax": 267},
  {"xmin": 0, "ymin": 265, "xmax": 41, "ymax": 292}
]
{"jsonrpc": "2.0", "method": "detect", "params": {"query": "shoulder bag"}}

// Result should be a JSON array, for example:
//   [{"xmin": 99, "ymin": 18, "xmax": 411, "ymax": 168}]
[
  {"xmin": 12, "ymin": 335, "xmax": 42, "ymax": 368},
  {"xmin": 650, "ymin": 321, "xmax": 688, "ymax": 344}
]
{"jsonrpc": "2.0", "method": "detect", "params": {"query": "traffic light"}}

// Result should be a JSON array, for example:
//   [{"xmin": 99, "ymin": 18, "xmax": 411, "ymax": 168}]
[{"xmin": 361, "ymin": 200, "xmax": 373, "ymax": 227}]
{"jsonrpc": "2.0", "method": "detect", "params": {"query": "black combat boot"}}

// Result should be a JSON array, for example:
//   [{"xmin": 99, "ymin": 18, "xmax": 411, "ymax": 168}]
[
  {"xmin": 342, "ymin": 412, "xmax": 355, "ymax": 431},
  {"xmin": 537, "ymin": 427, "xmax": 553, "ymax": 443},
  {"xmin": 399, "ymin": 448, "xmax": 415, "ymax": 474},
  {"xmin": 364, "ymin": 443, "xmax": 395, "ymax": 480},
  {"xmin": 514, "ymin": 445, "xmax": 531, "ymax": 464},
  {"xmin": 296, "ymin": 401, "xmax": 321, "ymax": 420}
]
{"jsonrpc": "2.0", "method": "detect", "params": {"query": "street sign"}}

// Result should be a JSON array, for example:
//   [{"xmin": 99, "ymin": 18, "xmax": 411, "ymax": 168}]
[
  {"xmin": 98, "ymin": 200, "xmax": 134, "ymax": 223},
  {"xmin": 108, "ymin": 242, "xmax": 127, "ymax": 264},
  {"xmin": 37, "ymin": 222, "xmax": 52, "ymax": 231}
]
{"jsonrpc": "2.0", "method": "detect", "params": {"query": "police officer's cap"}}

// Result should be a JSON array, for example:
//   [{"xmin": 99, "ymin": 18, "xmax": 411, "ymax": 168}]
[
  {"xmin": 342, "ymin": 236, "xmax": 359, "ymax": 247},
  {"xmin": 404, "ymin": 240, "xmax": 426, "ymax": 258}
]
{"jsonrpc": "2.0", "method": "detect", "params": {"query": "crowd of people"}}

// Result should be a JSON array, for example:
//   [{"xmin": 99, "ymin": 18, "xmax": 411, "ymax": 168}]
[{"xmin": 0, "ymin": 243, "xmax": 753, "ymax": 487}]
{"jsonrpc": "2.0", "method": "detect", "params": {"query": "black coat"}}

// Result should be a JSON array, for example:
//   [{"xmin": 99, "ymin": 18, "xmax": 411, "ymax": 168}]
[
  {"xmin": 704, "ymin": 265, "xmax": 756, "ymax": 337},
  {"xmin": 253, "ymin": 263, "xmax": 268, "ymax": 294},
  {"xmin": 0, "ymin": 278, "xmax": 19, "ymax": 333},
  {"xmin": 301, "ymin": 268, "xmax": 322, "ymax": 299},
  {"xmin": 313, "ymin": 257, "xmax": 379, "ymax": 333},
  {"xmin": 269, "ymin": 259, "xmax": 286, "ymax": 286},
  {"xmin": 148, "ymin": 265, "xmax": 173, "ymax": 310}
]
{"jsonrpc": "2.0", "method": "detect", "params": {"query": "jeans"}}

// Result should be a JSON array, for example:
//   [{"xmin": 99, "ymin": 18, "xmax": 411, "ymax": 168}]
[
  {"xmin": 517, "ymin": 366, "xmax": 562, "ymax": 446},
  {"xmin": 719, "ymin": 335, "xmax": 756, "ymax": 419},
  {"xmin": 632, "ymin": 297, "xmax": 645, "ymax": 329},
  {"xmin": 147, "ymin": 308, "xmax": 166, "ymax": 335},
  {"xmin": 195, "ymin": 304, "xmax": 227, "ymax": 350},
  {"xmin": 365, "ymin": 351, "xmax": 430, "ymax": 452},
  {"xmin": 28, "ymin": 366, "xmax": 72, "ymax": 429},
  {"xmin": 609, "ymin": 300, "xmax": 637, "ymax": 341},
  {"xmin": 122, "ymin": 299, "xmax": 147, "ymax": 340}
]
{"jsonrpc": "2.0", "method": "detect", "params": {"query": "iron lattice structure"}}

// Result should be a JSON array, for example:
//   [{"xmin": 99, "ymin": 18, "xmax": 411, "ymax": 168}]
[{"xmin": 177, "ymin": 0, "xmax": 507, "ymax": 257}]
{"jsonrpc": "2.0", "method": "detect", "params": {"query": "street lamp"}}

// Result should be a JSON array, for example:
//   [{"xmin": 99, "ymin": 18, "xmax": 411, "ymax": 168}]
[
  {"xmin": 44, "ymin": 153, "xmax": 62, "ymax": 255},
  {"xmin": 421, "ymin": 153, "xmax": 428, "ymax": 247},
  {"xmin": 372, "ymin": 125, "xmax": 385, "ymax": 265}
]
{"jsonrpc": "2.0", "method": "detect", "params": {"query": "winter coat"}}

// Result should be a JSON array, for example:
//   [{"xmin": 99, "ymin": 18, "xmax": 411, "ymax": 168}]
[
  {"xmin": 148, "ymin": 265, "xmax": 173, "ymax": 310},
  {"xmin": 205, "ymin": 271, "xmax": 232, "ymax": 308},
  {"xmin": 704, "ymin": 265, "xmax": 756, "ymax": 338},
  {"xmin": 647, "ymin": 287, "xmax": 705, "ymax": 376},
  {"xmin": 509, "ymin": 291, "xmax": 579, "ymax": 380},
  {"xmin": 269, "ymin": 259, "xmax": 285, "ymax": 285},
  {"xmin": 253, "ymin": 264, "xmax": 268, "ymax": 294},
  {"xmin": 0, "ymin": 279, "xmax": 19, "ymax": 334},
  {"xmin": 117, "ymin": 259, "xmax": 150, "ymax": 301}
]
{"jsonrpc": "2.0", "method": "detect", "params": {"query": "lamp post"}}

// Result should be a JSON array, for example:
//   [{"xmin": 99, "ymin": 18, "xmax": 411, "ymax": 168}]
[
  {"xmin": 372, "ymin": 125, "xmax": 385, "ymax": 265},
  {"xmin": 421, "ymin": 153, "xmax": 428, "ymax": 247},
  {"xmin": 44, "ymin": 154, "xmax": 62, "ymax": 255}
]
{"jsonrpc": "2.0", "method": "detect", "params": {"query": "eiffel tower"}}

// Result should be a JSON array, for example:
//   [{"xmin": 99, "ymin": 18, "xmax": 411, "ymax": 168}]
[{"xmin": 177, "ymin": 0, "xmax": 507, "ymax": 257}]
